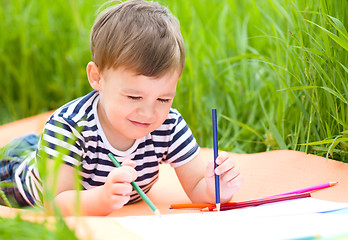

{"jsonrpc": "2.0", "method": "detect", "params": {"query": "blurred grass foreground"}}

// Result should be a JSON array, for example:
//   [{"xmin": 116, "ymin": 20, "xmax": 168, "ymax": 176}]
[{"xmin": 0, "ymin": 0, "xmax": 347, "ymax": 161}]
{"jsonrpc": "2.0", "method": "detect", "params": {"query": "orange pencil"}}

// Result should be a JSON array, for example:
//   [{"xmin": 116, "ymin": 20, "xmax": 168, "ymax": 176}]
[{"xmin": 170, "ymin": 203, "xmax": 214, "ymax": 209}]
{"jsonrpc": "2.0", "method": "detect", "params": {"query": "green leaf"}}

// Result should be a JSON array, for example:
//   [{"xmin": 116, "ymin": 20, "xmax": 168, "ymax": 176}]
[
  {"xmin": 306, "ymin": 19, "xmax": 348, "ymax": 51},
  {"xmin": 328, "ymin": 16, "xmax": 348, "ymax": 38},
  {"xmin": 327, "ymin": 136, "xmax": 341, "ymax": 158},
  {"xmin": 259, "ymin": 97, "xmax": 287, "ymax": 149},
  {"xmin": 320, "ymin": 87, "xmax": 348, "ymax": 104},
  {"xmin": 218, "ymin": 54, "xmax": 263, "ymax": 63},
  {"xmin": 221, "ymin": 115, "xmax": 264, "ymax": 142},
  {"xmin": 338, "ymin": 61, "xmax": 348, "ymax": 74},
  {"xmin": 277, "ymin": 86, "xmax": 319, "ymax": 92},
  {"xmin": 279, "ymin": 86, "xmax": 347, "ymax": 103},
  {"xmin": 300, "ymin": 137, "xmax": 348, "ymax": 146}
]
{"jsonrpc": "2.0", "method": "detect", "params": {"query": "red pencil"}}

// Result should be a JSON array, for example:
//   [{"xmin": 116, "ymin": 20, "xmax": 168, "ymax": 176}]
[{"xmin": 201, "ymin": 192, "xmax": 311, "ymax": 212}]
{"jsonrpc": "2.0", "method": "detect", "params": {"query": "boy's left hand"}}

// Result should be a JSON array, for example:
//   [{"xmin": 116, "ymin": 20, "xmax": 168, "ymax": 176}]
[{"xmin": 205, "ymin": 151, "xmax": 242, "ymax": 203}]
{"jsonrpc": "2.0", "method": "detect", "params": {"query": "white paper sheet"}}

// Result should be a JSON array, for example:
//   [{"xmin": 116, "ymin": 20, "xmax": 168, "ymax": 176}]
[{"xmin": 115, "ymin": 198, "xmax": 348, "ymax": 240}]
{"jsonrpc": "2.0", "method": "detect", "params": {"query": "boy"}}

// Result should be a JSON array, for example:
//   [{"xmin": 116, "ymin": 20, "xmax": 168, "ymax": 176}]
[{"xmin": 1, "ymin": 0, "xmax": 242, "ymax": 216}]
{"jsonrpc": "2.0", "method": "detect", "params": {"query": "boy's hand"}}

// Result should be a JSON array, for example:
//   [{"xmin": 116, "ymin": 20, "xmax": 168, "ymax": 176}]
[
  {"xmin": 205, "ymin": 151, "xmax": 242, "ymax": 203},
  {"xmin": 100, "ymin": 159, "xmax": 137, "ymax": 211}
]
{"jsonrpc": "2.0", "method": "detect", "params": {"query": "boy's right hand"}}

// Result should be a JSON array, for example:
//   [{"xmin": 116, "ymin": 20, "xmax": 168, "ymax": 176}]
[{"xmin": 100, "ymin": 159, "xmax": 137, "ymax": 211}]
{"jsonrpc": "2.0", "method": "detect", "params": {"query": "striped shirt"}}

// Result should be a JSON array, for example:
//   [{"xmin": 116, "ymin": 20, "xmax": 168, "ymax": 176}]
[{"xmin": 31, "ymin": 90, "xmax": 199, "ymax": 204}]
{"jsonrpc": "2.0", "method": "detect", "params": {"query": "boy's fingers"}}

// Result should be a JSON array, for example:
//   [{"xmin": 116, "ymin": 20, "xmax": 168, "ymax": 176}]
[
  {"xmin": 122, "ymin": 165, "xmax": 138, "ymax": 180},
  {"xmin": 110, "ymin": 182, "xmax": 133, "ymax": 195},
  {"xmin": 226, "ymin": 173, "xmax": 243, "ymax": 189},
  {"xmin": 110, "ymin": 195, "xmax": 131, "ymax": 209},
  {"xmin": 122, "ymin": 159, "xmax": 137, "ymax": 168},
  {"xmin": 110, "ymin": 167, "xmax": 137, "ymax": 183},
  {"xmin": 215, "ymin": 151, "xmax": 230, "ymax": 165},
  {"xmin": 220, "ymin": 167, "xmax": 240, "ymax": 183},
  {"xmin": 215, "ymin": 159, "xmax": 236, "ymax": 175}
]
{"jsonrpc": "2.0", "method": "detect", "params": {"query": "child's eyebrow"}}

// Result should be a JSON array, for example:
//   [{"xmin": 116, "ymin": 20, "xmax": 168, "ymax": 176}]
[
  {"xmin": 161, "ymin": 92, "xmax": 176, "ymax": 98},
  {"xmin": 122, "ymin": 88, "xmax": 176, "ymax": 98},
  {"xmin": 122, "ymin": 88, "xmax": 142, "ymax": 95}
]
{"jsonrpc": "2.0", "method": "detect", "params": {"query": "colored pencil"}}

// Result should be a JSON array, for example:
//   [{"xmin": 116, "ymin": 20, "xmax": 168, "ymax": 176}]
[
  {"xmin": 212, "ymin": 109, "xmax": 220, "ymax": 211},
  {"xmin": 170, "ymin": 203, "xmax": 215, "ymax": 209},
  {"xmin": 201, "ymin": 192, "xmax": 311, "ymax": 212},
  {"xmin": 170, "ymin": 181, "xmax": 337, "ymax": 210},
  {"xmin": 263, "ymin": 181, "xmax": 338, "ymax": 199},
  {"xmin": 108, "ymin": 153, "xmax": 161, "ymax": 215}
]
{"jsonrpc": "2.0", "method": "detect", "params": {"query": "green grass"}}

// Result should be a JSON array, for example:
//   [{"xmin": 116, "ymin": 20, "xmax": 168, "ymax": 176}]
[
  {"xmin": 170, "ymin": 0, "xmax": 348, "ymax": 161},
  {"xmin": 0, "ymin": 0, "xmax": 347, "ymax": 162},
  {"xmin": 0, "ymin": 214, "xmax": 78, "ymax": 240}
]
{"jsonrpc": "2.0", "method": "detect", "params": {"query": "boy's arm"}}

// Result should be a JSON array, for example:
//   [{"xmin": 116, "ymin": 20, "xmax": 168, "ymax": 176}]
[
  {"xmin": 174, "ymin": 150, "xmax": 242, "ymax": 204},
  {"xmin": 44, "ymin": 159, "xmax": 137, "ymax": 216}
]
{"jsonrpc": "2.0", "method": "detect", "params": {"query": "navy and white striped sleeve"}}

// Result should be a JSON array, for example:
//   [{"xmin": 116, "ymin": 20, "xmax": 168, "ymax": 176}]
[
  {"xmin": 38, "ymin": 116, "xmax": 84, "ymax": 167},
  {"xmin": 162, "ymin": 110, "xmax": 199, "ymax": 168}
]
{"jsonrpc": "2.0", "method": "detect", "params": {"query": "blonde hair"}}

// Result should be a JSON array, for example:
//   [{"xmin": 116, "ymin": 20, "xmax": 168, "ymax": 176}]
[{"xmin": 90, "ymin": 0, "xmax": 185, "ymax": 77}]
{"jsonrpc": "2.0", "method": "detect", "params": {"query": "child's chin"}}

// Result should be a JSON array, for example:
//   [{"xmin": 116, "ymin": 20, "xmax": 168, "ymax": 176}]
[{"xmin": 127, "ymin": 131, "xmax": 150, "ymax": 140}]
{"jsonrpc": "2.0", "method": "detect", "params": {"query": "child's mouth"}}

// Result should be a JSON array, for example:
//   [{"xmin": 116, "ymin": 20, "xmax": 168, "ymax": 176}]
[{"xmin": 130, "ymin": 120, "xmax": 150, "ymax": 128}]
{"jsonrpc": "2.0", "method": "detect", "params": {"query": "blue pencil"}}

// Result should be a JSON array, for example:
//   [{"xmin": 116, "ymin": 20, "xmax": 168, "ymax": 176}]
[{"xmin": 212, "ymin": 109, "xmax": 220, "ymax": 211}]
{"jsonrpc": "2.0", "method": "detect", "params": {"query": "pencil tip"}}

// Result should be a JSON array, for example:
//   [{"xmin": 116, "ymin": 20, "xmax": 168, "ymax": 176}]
[
  {"xmin": 154, "ymin": 209, "xmax": 161, "ymax": 216},
  {"xmin": 201, "ymin": 207, "xmax": 209, "ymax": 212},
  {"xmin": 216, "ymin": 203, "xmax": 221, "ymax": 212},
  {"xmin": 329, "ymin": 181, "xmax": 338, "ymax": 186}
]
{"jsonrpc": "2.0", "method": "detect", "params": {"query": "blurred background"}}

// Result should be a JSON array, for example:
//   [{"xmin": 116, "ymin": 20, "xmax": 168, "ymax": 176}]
[{"xmin": 1, "ymin": 0, "xmax": 347, "ymax": 161}]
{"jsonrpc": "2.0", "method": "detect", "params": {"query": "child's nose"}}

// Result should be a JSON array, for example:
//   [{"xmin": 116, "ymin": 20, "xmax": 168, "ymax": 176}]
[{"xmin": 138, "ymin": 102, "xmax": 155, "ymax": 121}]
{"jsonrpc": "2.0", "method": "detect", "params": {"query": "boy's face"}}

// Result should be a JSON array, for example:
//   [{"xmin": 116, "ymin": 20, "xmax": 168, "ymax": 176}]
[{"xmin": 92, "ymin": 65, "xmax": 179, "ymax": 150}]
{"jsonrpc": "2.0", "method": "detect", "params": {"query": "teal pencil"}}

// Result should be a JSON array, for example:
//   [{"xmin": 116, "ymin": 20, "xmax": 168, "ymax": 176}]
[{"xmin": 107, "ymin": 153, "xmax": 161, "ymax": 215}]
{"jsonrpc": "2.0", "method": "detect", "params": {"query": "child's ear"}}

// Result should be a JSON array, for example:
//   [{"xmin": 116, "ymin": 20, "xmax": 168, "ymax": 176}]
[{"xmin": 87, "ymin": 62, "xmax": 101, "ymax": 90}]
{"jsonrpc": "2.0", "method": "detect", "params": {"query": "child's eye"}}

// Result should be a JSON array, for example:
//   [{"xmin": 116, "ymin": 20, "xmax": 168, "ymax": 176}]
[
  {"xmin": 157, "ymin": 98, "xmax": 170, "ymax": 103},
  {"xmin": 128, "ymin": 96, "xmax": 141, "ymax": 101}
]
